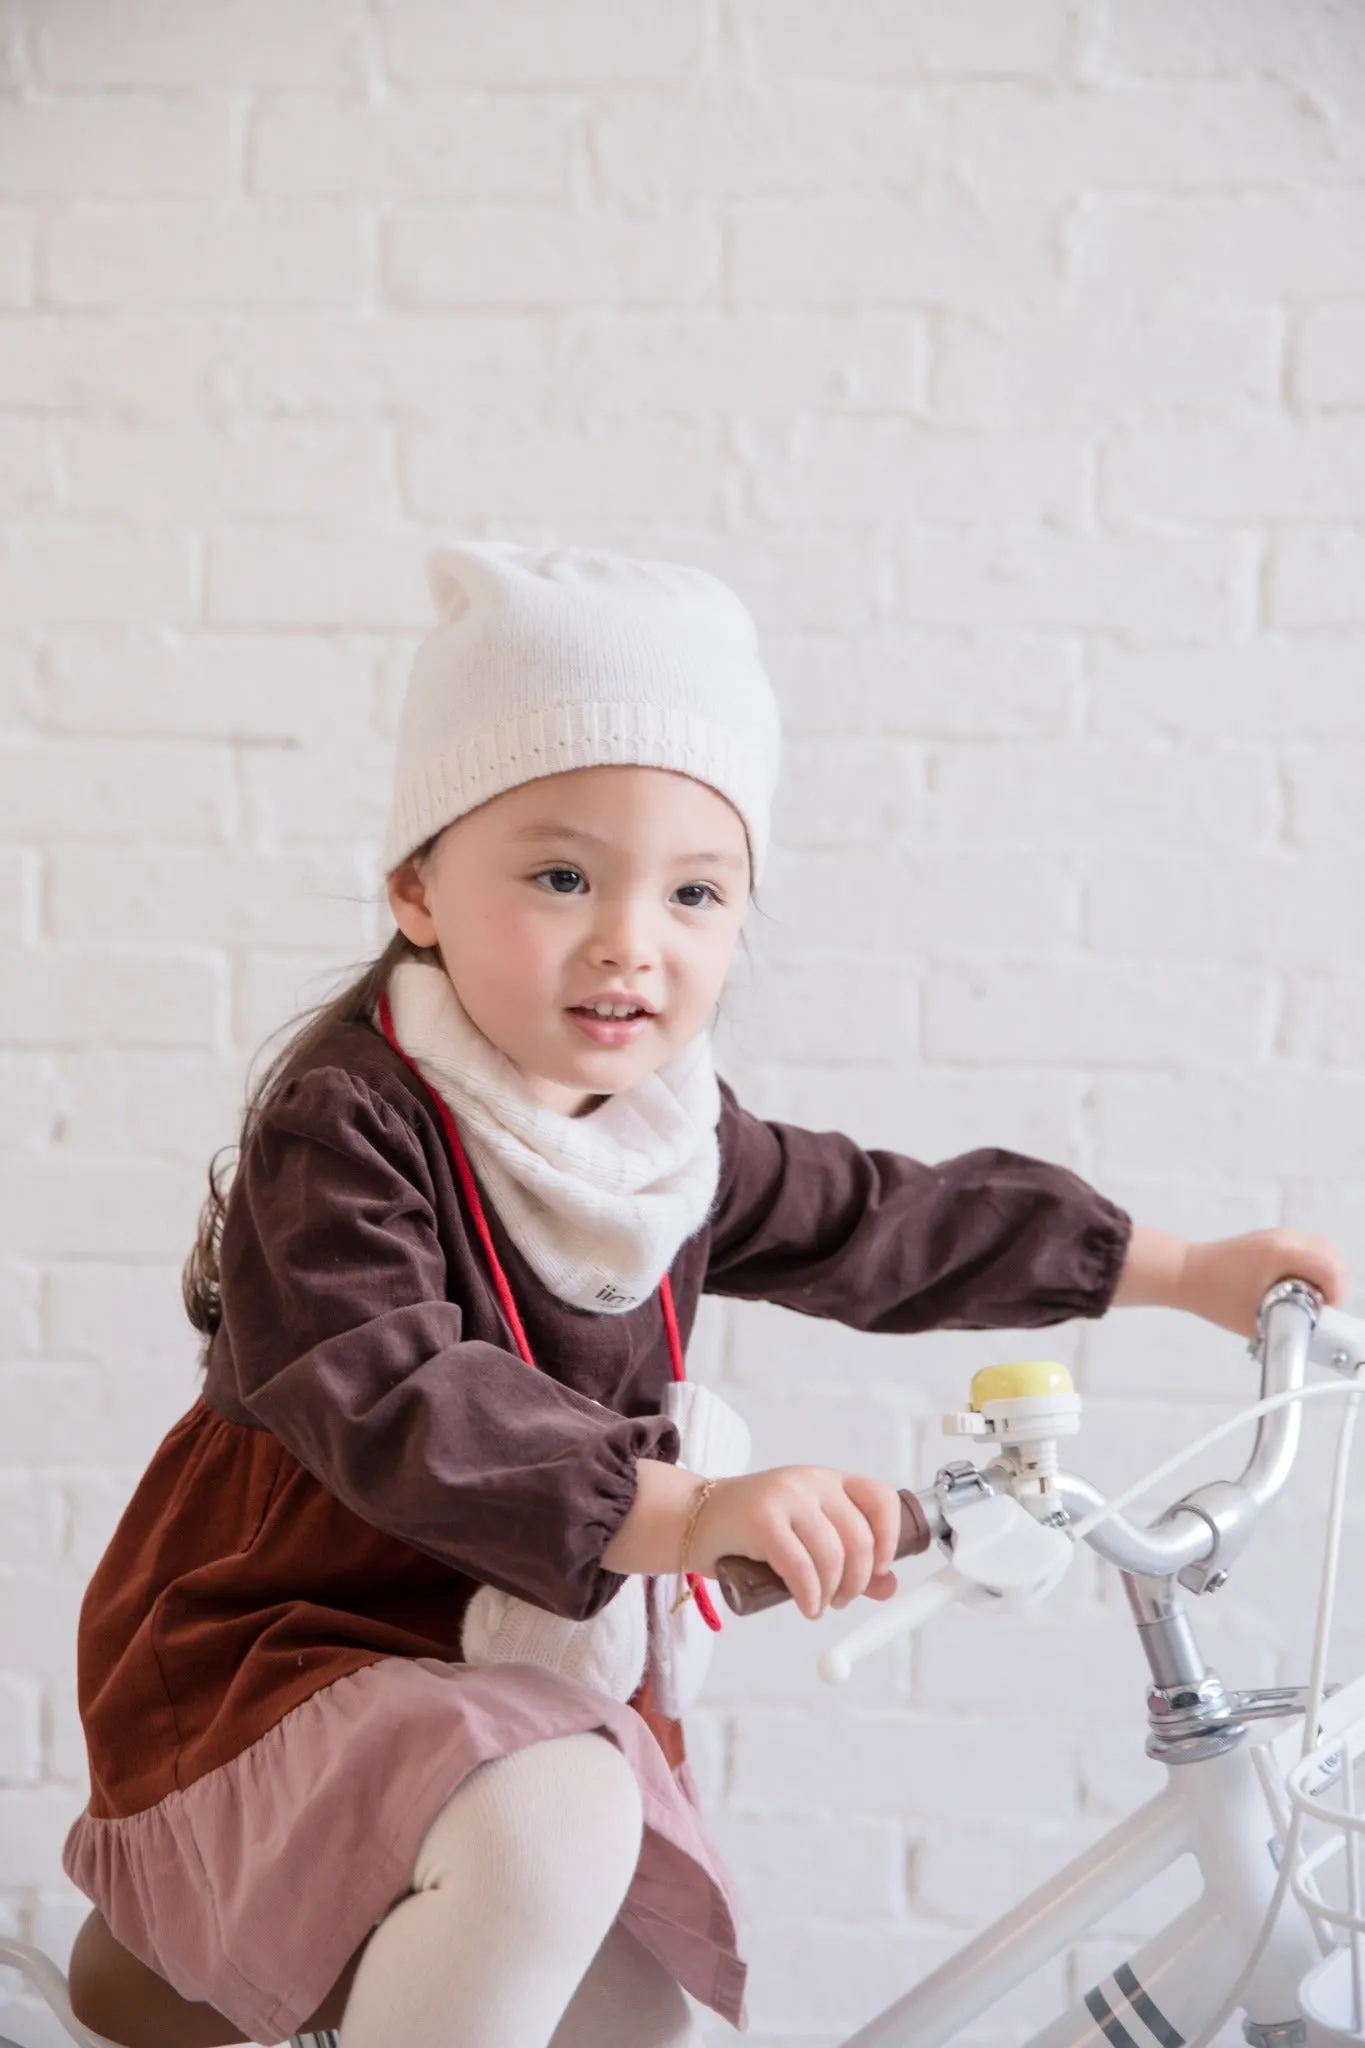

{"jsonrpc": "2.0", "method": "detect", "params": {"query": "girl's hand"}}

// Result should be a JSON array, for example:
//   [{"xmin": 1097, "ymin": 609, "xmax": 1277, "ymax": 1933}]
[
  {"xmin": 688, "ymin": 1466, "xmax": 903, "ymax": 1621},
  {"xmin": 1115, "ymin": 1222, "xmax": 1349, "ymax": 1338},
  {"xmin": 1179, "ymin": 1229, "xmax": 1348, "ymax": 1337}
]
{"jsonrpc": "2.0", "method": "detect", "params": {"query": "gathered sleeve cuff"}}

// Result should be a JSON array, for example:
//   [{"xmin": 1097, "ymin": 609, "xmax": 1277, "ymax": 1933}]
[
  {"xmin": 210, "ymin": 1067, "xmax": 678, "ymax": 1620},
  {"xmin": 704, "ymin": 1079, "xmax": 1132, "ymax": 1334}
]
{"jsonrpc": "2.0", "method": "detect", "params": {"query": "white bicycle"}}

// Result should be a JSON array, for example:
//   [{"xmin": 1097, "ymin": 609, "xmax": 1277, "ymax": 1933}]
[
  {"xmin": 717, "ymin": 1276, "xmax": 1365, "ymax": 2048},
  {"xmin": 3, "ymin": 1278, "xmax": 1364, "ymax": 2048}
]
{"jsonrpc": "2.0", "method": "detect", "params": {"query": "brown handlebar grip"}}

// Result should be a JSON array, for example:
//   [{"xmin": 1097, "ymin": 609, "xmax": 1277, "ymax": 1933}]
[{"xmin": 714, "ymin": 1489, "xmax": 933, "ymax": 1617}]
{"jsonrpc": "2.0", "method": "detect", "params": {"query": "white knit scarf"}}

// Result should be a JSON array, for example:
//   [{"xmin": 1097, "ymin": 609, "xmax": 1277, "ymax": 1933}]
[{"xmin": 383, "ymin": 955, "xmax": 722, "ymax": 1315}]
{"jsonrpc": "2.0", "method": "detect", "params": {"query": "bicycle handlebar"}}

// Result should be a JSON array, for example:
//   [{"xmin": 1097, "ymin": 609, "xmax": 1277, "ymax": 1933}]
[
  {"xmin": 715, "ymin": 1278, "xmax": 1365, "ymax": 1618},
  {"xmin": 1055, "ymin": 1277, "xmax": 1319, "ymax": 1582}
]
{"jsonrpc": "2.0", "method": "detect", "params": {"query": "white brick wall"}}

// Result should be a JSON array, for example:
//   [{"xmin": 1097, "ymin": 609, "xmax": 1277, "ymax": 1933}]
[{"xmin": 1, "ymin": 3, "xmax": 1363, "ymax": 2044}]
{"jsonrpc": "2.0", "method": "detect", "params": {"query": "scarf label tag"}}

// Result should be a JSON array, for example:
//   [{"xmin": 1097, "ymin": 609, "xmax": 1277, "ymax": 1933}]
[{"xmin": 594, "ymin": 1281, "xmax": 639, "ymax": 1308}]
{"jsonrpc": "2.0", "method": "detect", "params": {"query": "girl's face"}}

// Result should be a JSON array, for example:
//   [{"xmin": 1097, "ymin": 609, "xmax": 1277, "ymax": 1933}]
[{"xmin": 387, "ymin": 765, "xmax": 752, "ymax": 1116}]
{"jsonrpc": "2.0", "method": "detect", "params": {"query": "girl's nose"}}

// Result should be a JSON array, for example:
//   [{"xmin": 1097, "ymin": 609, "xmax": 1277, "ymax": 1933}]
[{"xmin": 590, "ymin": 901, "xmax": 659, "ymax": 974}]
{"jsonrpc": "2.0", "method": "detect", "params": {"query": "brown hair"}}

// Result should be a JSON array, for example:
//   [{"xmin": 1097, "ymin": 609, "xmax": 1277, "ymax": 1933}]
[{"xmin": 182, "ymin": 926, "xmax": 423, "ymax": 1342}]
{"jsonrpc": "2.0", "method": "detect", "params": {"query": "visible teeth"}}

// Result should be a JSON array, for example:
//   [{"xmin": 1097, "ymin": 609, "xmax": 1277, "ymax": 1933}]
[{"xmin": 587, "ymin": 1002, "xmax": 642, "ymax": 1018}]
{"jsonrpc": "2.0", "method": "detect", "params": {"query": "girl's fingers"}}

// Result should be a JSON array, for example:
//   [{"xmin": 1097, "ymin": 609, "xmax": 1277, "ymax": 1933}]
[
  {"xmin": 1259, "ymin": 1229, "xmax": 1347, "ymax": 1310},
  {"xmin": 782, "ymin": 1499, "xmax": 848, "ymax": 1614},
  {"xmin": 842, "ymin": 1473, "xmax": 903, "ymax": 1576},
  {"xmin": 821, "ymin": 1492, "xmax": 875, "ymax": 1609},
  {"xmin": 1296, "ymin": 1236, "xmax": 1348, "ymax": 1305},
  {"xmin": 751, "ymin": 1470, "xmax": 908, "ymax": 1620},
  {"xmin": 765, "ymin": 1524, "xmax": 825, "ymax": 1620}
]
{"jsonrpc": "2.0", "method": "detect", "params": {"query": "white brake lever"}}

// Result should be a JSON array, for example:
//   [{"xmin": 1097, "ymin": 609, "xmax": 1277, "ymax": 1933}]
[
  {"xmin": 818, "ymin": 1569, "xmax": 968, "ymax": 1684},
  {"xmin": 818, "ymin": 1490, "xmax": 1072, "ymax": 1686}
]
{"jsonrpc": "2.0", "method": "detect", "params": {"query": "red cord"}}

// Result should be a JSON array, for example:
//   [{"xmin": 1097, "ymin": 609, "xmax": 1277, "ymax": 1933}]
[
  {"xmin": 690, "ymin": 1574, "xmax": 723, "ymax": 1631},
  {"xmin": 659, "ymin": 1271, "xmax": 685, "ymax": 1383},
  {"xmin": 378, "ymin": 988, "xmax": 722, "ymax": 1635},
  {"xmin": 660, "ymin": 1276, "xmax": 721, "ymax": 1627},
  {"xmin": 377, "ymin": 989, "xmax": 535, "ymax": 1368}
]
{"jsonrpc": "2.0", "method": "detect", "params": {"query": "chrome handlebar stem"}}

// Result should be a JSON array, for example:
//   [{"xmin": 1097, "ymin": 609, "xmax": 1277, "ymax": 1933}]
[{"xmin": 1053, "ymin": 1279, "xmax": 1325, "ymax": 1585}]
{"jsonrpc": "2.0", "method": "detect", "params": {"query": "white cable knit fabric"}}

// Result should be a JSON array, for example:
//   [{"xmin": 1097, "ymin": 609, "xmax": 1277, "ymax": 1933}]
[
  {"xmin": 384, "ymin": 953, "xmax": 722, "ymax": 1316},
  {"xmin": 461, "ymin": 1565, "xmax": 651, "ymax": 1705},
  {"xmin": 649, "ymin": 1381, "xmax": 752, "ymax": 1719},
  {"xmin": 382, "ymin": 541, "xmax": 782, "ymax": 881}
]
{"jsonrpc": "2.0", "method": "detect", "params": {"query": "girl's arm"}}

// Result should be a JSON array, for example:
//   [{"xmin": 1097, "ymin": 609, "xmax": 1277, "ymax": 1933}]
[
  {"xmin": 208, "ymin": 1063, "xmax": 680, "ymax": 1622},
  {"xmin": 601, "ymin": 1458, "xmax": 903, "ymax": 1621},
  {"xmin": 704, "ymin": 1078, "xmax": 1131, "ymax": 1333},
  {"xmin": 1112, "ymin": 1222, "xmax": 1349, "ymax": 1336},
  {"xmin": 704, "ymin": 1082, "xmax": 1348, "ymax": 1342}
]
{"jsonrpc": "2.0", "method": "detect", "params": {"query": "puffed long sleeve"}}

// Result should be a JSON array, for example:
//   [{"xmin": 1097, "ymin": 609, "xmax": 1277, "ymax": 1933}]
[
  {"xmin": 208, "ymin": 1064, "xmax": 678, "ymax": 1620},
  {"xmin": 705, "ymin": 1080, "xmax": 1132, "ymax": 1331}
]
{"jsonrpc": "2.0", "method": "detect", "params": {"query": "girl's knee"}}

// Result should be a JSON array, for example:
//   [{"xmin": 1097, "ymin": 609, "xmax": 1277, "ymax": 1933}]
[{"xmin": 414, "ymin": 1731, "xmax": 644, "ymax": 1917}]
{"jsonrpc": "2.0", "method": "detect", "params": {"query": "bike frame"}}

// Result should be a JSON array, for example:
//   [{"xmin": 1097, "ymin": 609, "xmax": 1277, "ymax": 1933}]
[{"xmin": 840, "ymin": 1681, "xmax": 1365, "ymax": 2048}]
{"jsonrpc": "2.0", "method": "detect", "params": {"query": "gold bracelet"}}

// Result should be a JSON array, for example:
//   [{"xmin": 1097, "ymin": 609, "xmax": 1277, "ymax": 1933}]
[{"xmin": 670, "ymin": 1476, "xmax": 717, "ymax": 1614}]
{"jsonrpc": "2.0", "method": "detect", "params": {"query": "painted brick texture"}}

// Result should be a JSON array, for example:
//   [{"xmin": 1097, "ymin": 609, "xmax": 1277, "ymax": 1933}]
[{"xmin": 1, "ymin": 3, "xmax": 1363, "ymax": 2044}]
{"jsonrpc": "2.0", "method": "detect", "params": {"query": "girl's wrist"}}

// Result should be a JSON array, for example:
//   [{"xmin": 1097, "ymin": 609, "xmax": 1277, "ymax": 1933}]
[
  {"xmin": 670, "ymin": 1475, "xmax": 719, "ymax": 1610},
  {"xmin": 677, "ymin": 1475, "xmax": 717, "ymax": 1576},
  {"xmin": 600, "ymin": 1457, "xmax": 710, "ymax": 1576},
  {"xmin": 1111, "ymin": 1224, "xmax": 1193, "ymax": 1314}
]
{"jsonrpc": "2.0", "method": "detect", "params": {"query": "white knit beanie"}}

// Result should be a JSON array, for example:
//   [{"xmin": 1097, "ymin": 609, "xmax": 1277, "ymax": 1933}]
[{"xmin": 382, "ymin": 541, "xmax": 782, "ymax": 881}]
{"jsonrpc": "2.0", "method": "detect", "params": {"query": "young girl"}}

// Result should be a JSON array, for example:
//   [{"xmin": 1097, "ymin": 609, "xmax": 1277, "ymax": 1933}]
[{"xmin": 61, "ymin": 542, "xmax": 1346, "ymax": 2048}]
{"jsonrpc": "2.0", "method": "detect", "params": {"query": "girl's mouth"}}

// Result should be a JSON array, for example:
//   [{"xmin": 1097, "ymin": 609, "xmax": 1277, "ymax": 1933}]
[{"xmin": 566, "ymin": 1005, "xmax": 654, "ymax": 1047}]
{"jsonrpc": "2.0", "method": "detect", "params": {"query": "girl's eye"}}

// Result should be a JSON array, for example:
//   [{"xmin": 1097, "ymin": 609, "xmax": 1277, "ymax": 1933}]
[{"xmin": 532, "ymin": 868, "xmax": 724, "ymax": 909}]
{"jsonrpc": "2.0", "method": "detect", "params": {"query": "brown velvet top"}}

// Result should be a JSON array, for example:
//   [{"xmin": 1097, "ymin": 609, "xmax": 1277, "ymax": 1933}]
[{"xmin": 74, "ymin": 1019, "xmax": 1132, "ymax": 1821}]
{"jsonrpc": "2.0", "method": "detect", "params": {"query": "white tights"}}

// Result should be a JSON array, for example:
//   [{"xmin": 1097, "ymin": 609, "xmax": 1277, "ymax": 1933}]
[{"xmin": 338, "ymin": 1733, "xmax": 706, "ymax": 2048}]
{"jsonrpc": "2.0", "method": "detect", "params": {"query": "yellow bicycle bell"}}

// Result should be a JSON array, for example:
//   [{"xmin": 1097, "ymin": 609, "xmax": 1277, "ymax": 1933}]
[{"xmin": 943, "ymin": 1360, "xmax": 1082, "ymax": 1490}]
